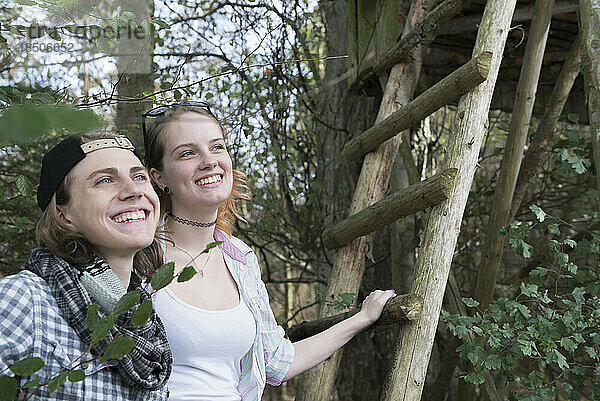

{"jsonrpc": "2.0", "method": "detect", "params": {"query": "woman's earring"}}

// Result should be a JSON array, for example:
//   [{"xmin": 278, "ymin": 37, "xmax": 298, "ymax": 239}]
[{"xmin": 163, "ymin": 187, "xmax": 170, "ymax": 194}]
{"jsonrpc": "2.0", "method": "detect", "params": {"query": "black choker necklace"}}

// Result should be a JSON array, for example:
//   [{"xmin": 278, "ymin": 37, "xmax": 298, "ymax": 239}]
[{"xmin": 167, "ymin": 210, "xmax": 217, "ymax": 228}]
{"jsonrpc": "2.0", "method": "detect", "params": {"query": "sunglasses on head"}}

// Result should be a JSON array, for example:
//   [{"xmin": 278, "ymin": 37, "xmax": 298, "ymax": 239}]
[{"xmin": 141, "ymin": 101, "xmax": 214, "ymax": 137}]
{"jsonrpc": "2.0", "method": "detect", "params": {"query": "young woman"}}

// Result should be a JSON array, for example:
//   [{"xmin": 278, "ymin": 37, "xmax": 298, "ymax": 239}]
[
  {"xmin": 143, "ymin": 103, "xmax": 396, "ymax": 401},
  {"xmin": 0, "ymin": 133, "xmax": 172, "ymax": 400}
]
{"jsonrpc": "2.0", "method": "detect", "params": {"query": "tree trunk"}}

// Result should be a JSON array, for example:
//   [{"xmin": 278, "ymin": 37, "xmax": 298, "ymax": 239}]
[
  {"xmin": 379, "ymin": 0, "xmax": 518, "ymax": 400},
  {"xmin": 295, "ymin": 1, "xmax": 428, "ymax": 399},
  {"xmin": 310, "ymin": 1, "xmax": 380, "ymax": 397},
  {"xmin": 578, "ymin": 0, "xmax": 600, "ymax": 212},
  {"xmin": 114, "ymin": 0, "xmax": 154, "ymax": 148},
  {"xmin": 509, "ymin": 37, "xmax": 582, "ymax": 221}
]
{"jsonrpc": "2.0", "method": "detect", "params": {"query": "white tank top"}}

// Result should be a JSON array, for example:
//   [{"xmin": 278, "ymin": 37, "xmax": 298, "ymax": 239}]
[{"xmin": 153, "ymin": 287, "xmax": 256, "ymax": 401}]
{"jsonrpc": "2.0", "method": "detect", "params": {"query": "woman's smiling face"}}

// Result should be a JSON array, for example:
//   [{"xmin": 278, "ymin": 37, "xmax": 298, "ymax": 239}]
[
  {"xmin": 57, "ymin": 147, "xmax": 160, "ymax": 259},
  {"xmin": 151, "ymin": 112, "xmax": 233, "ymax": 216}
]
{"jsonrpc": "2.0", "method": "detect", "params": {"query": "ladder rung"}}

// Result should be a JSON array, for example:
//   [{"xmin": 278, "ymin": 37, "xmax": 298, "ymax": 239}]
[
  {"xmin": 344, "ymin": 52, "xmax": 492, "ymax": 160},
  {"xmin": 322, "ymin": 168, "xmax": 457, "ymax": 249},
  {"xmin": 287, "ymin": 293, "xmax": 422, "ymax": 342}
]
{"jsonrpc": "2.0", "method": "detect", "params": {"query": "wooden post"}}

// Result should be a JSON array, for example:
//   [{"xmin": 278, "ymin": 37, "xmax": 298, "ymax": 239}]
[
  {"xmin": 287, "ymin": 293, "xmax": 422, "ymax": 342},
  {"xmin": 294, "ymin": 1, "xmax": 429, "ymax": 400},
  {"xmin": 578, "ymin": 0, "xmax": 600, "ymax": 212},
  {"xmin": 474, "ymin": 0, "xmax": 554, "ymax": 314},
  {"xmin": 379, "ymin": 0, "xmax": 518, "ymax": 399},
  {"xmin": 344, "ymin": 53, "xmax": 491, "ymax": 160},
  {"xmin": 438, "ymin": 0, "xmax": 577, "ymax": 35},
  {"xmin": 510, "ymin": 37, "xmax": 582, "ymax": 220},
  {"xmin": 322, "ymin": 168, "xmax": 456, "ymax": 249}
]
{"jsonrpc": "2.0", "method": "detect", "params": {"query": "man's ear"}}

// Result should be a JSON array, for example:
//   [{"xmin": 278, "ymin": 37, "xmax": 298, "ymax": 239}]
[
  {"xmin": 150, "ymin": 168, "xmax": 166, "ymax": 190},
  {"xmin": 56, "ymin": 205, "xmax": 75, "ymax": 227}
]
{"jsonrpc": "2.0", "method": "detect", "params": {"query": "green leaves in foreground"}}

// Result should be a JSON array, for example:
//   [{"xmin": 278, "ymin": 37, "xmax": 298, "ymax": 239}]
[
  {"xmin": 0, "ymin": 103, "xmax": 100, "ymax": 145},
  {"xmin": 85, "ymin": 304, "xmax": 100, "ymax": 331},
  {"xmin": 150, "ymin": 262, "xmax": 174, "ymax": 291},
  {"xmin": 67, "ymin": 370, "xmax": 85, "ymax": 383},
  {"xmin": 0, "ymin": 376, "xmax": 17, "ymax": 401},
  {"xmin": 131, "ymin": 300, "xmax": 153, "ymax": 327},
  {"xmin": 90, "ymin": 316, "xmax": 114, "ymax": 344},
  {"xmin": 9, "ymin": 357, "xmax": 44, "ymax": 376},
  {"xmin": 177, "ymin": 266, "xmax": 197, "ymax": 282},
  {"xmin": 112, "ymin": 291, "xmax": 140, "ymax": 316},
  {"xmin": 100, "ymin": 336, "xmax": 136, "ymax": 363},
  {"xmin": 47, "ymin": 372, "xmax": 68, "ymax": 393}
]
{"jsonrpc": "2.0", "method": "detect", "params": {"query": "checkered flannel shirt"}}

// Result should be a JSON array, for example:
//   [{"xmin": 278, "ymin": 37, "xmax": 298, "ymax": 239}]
[{"xmin": 0, "ymin": 271, "xmax": 168, "ymax": 400}]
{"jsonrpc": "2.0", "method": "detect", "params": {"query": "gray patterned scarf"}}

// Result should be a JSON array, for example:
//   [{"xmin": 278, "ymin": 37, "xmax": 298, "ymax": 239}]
[{"xmin": 25, "ymin": 247, "xmax": 172, "ymax": 390}]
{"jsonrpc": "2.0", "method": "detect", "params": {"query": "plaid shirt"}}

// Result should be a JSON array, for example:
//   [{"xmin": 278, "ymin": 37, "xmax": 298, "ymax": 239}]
[
  {"xmin": 0, "ymin": 271, "xmax": 168, "ymax": 400},
  {"xmin": 154, "ymin": 230, "xmax": 295, "ymax": 400}
]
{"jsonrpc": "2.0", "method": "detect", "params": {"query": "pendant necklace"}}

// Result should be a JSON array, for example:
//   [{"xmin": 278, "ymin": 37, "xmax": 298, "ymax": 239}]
[
  {"xmin": 172, "ymin": 242, "xmax": 212, "ymax": 278},
  {"xmin": 167, "ymin": 223, "xmax": 213, "ymax": 278}
]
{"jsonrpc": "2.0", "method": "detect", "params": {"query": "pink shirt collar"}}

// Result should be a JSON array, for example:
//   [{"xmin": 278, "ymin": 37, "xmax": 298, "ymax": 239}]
[{"xmin": 214, "ymin": 230, "xmax": 247, "ymax": 265}]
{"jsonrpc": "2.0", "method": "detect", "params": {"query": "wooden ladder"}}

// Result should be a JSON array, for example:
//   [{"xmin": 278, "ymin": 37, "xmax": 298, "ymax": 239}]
[{"xmin": 294, "ymin": 0, "xmax": 519, "ymax": 400}]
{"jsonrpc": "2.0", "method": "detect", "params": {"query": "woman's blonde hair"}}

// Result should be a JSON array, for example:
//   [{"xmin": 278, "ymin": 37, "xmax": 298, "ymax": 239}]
[
  {"xmin": 35, "ymin": 132, "xmax": 162, "ymax": 278},
  {"xmin": 143, "ymin": 105, "xmax": 251, "ymax": 236}
]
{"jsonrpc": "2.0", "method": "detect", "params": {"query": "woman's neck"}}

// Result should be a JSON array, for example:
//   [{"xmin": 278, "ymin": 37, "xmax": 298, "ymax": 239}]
[{"xmin": 166, "ymin": 207, "xmax": 218, "ymax": 252}]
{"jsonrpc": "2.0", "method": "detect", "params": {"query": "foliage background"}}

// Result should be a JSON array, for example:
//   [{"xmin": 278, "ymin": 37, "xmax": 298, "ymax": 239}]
[{"xmin": 0, "ymin": 0, "xmax": 598, "ymax": 400}]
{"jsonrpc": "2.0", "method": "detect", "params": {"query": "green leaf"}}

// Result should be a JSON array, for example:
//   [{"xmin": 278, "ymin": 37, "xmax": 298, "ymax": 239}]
[
  {"xmin": 85, "ymin": 304, "xmax": 99, "ymax": 331},
  {"xmin": 585, "ymin": 346, "xmax": 598, "ymax": 360},
  {"xmin": 0, "ymin": 376, "xmax": 18, "ymax": 401},
  {"xmin": 90, "ymin": 316, "xmax": 114, "ymax": 344},
  {"xmin": 529, "ymin": 266, "xmax": 548, "ymax": 278},
  {"xmin": 21, "ymin": 377, "xmax": 41, "ymax": 388},
  {"xmin": 203, "ymin": 241, "xmax": 224, "ymax": 253},
  {"xmin": 572, "ymin": 287, "xmax": 586, "ymax": 306},
  {"xmin": 15, "ymin": 0, "xmax": 37, "ymax": 5},
  {"xmin": 141, "ymin": 19, "xmax": 152, "ymax": 34},
  {"xmin": 131, "ymin": 299, "xmax": 153, "ymax": 326},
  {"xmin": 100, "ymin": 336, "xmax": 136, "ymax": 362},
  {"xmin": 510, "ymin": 238, "xmax": 532, "ymax": 258},
  {"xmin": 529, "ymin": 205, "xmax": 546, "ymax": 222},
  {"xmin": 483, "ymin": 354, "xmax": 502, "ymax": 370},
  {"xmin": 563, "ymin": 239, "xmax": 576, "ymax": 248},
  {"xmin": 177, "ymin": 266, "xmax": 197, "ymax": 282},
  {"xmin": 462, "ymin": 297, "xmax": 480, "ymax": 308},
  {"xmin": 518, "ymin": 339, "xmax": 535, "ymax": 356},
  {"xmin": 516, "ymin": 304, "xmax": 531, "ymax": 319},
  {"xmin": 47, "ymin": 372, "xmax": 68, "ymax": 393},
  {"xmin": 464, "ymin": 371, "xmax": 485, "ymax": 385},
  {"xmin": 520, "ymin": 282, "xmax": 538, "ymax": 297},
  {"xmin": 112, "ymin": 291, "xmax": 140, "ymax": 316},
  {"xmin": 567, "ymin": 113, "xmax": 580, "ymax": 123},
  {"xmin": 150, "ymin": 18, "xmax": 171, "ymax": 29},
  {"xmin": 14, "ymin": 175, "xmax": 34, "ymax": 197},
  {"xmin": 67, "ymin": 369, "xmax": 85, "ymax": 382},
  {"xmin": 548, "ymin": 349, "xmax": 570, "ymax": 369},
  {"xmin": 560, "ymin": 337, "xmax": 578, "ymax": 353},
  {"xmin": 9, "ymin": 356, "xmax": 44, "ymax": 376},
  {"xmin": 0, "ymin": 104, "xmax": 100, "ymax": 145},
  {"xmin": 121, "ymin": 11, "xmax": 136, "ymax": 22},
  {"xmin": 150, "ymin": 262, "xmax": 174, "ymax": 291},
  {"xmin": 547, "ymin": 224, "xmax": 560, "ymax": 235}
]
